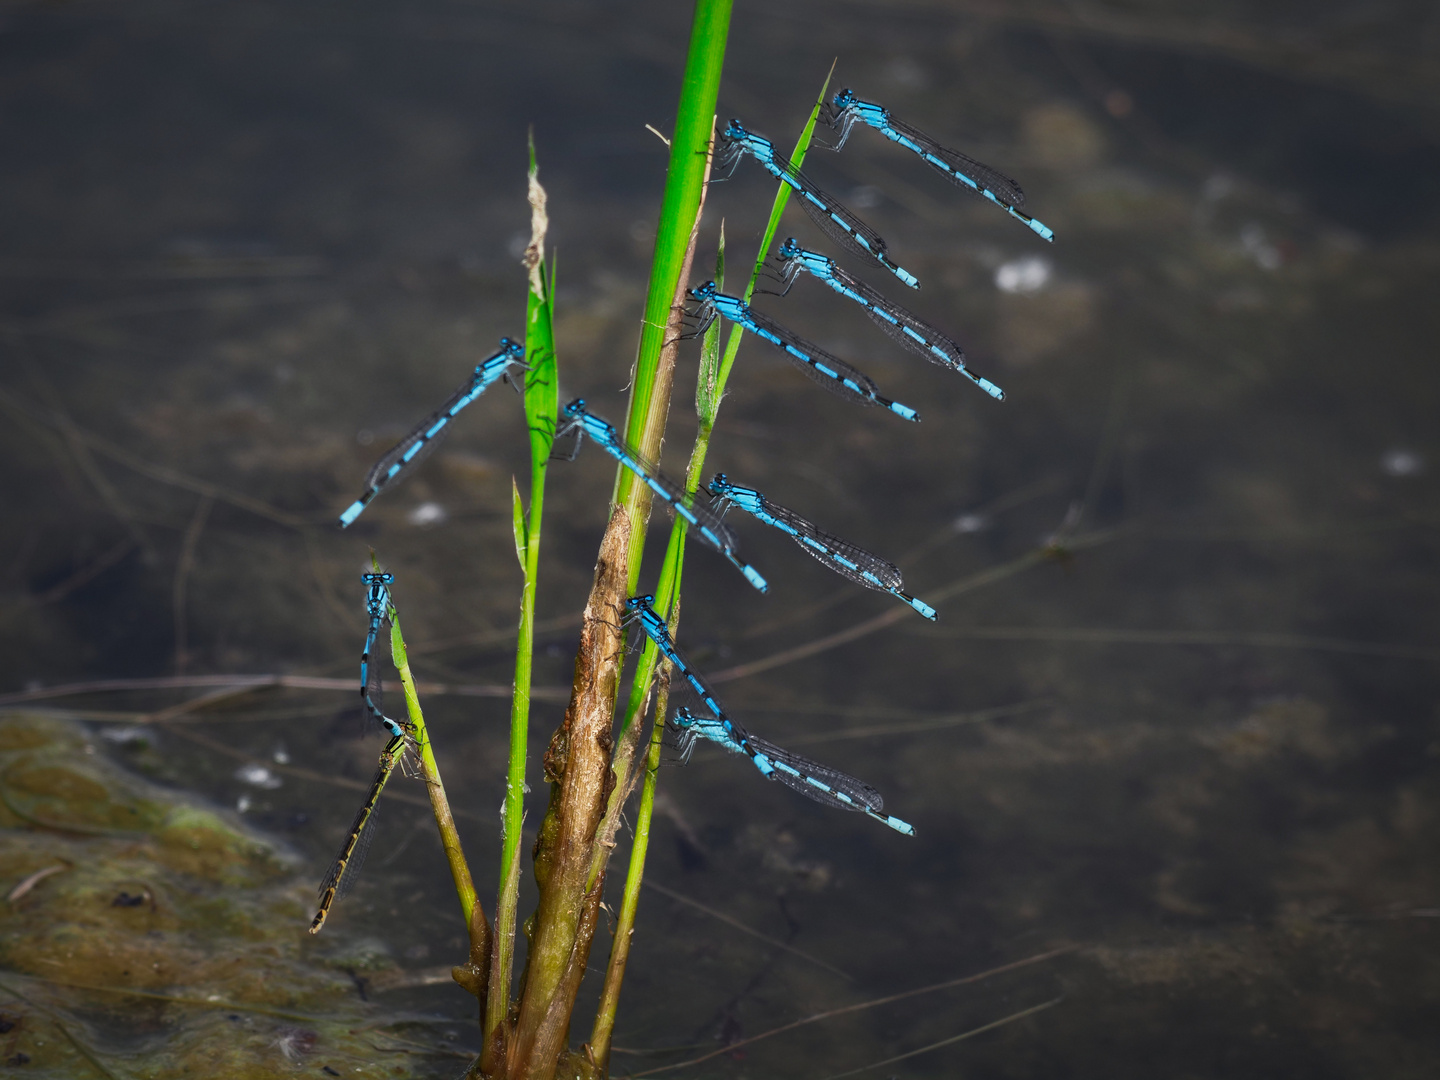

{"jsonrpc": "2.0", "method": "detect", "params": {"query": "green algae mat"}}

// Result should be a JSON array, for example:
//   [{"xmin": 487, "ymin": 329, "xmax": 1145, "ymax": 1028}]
[{"xmin": 0, "ymin": 712, "xmax": 461, "ymax": 1079}]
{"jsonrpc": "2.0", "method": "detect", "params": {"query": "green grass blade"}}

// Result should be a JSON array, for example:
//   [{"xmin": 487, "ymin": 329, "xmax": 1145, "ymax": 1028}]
[
  {"xmin": 615, "ymin": 0, "xmax": 732, "ymax": 526},
  {"xmin": 488, "ymin": 132, "xmax": 559, "ymax": 1051},
  {"xmin": 511, "ymin": 476, "xmax": 527, "ymax": 569},
  {"xmin": 715, "ymin": 61, "xmax": 835, "ymax": 393},
  {"xmin": 591, "ymin": 62, "xmax": 837, "ymax": 1067},
  {"xmin": 365, "ymin": 554, "xmax": 483, "ymax": 950},
  {"xmin": 695, "ymin": 221, "xmax": 726, "ymax": 425}
]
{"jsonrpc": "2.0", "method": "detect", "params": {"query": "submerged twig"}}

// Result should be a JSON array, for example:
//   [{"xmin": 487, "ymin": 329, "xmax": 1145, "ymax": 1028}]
[
  {"xmin": 626, "ymin": 946, "xmax": 1074, "ymax": 1077},
  {"xmin": 707, "ymin": 530, "xmax": 1126, "ymax": 685},
  {"xmin": 172, "ymin": 494, "xmax": 213, "ymax": 674},
  {"xmin": 641, "ymin": 880, "xmax": 852, "ymax": 980},
  {"xmin": 819, "ymin": 996, "xmax": 1065, "ymax": 1080},
  {"xmin": 0, "ymin": 673, "xmax": 569, "ymax": 707}
]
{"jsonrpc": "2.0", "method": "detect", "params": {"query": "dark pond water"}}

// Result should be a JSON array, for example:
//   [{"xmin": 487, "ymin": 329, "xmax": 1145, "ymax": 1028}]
[{"xmin": 1, "ymin": 1, "xmax": 1438, "ymax": 1077}]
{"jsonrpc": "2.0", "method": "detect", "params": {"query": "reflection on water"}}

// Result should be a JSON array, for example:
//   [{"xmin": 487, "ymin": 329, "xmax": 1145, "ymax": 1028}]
[{"xmin": 2, "ymin": 1, "xmax": 1438, "ymax": 1076}]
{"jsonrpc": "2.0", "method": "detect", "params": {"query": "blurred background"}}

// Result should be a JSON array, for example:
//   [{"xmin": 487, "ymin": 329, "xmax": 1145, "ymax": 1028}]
[{"xmin": 1, "ymin": 0, "xmax": 1437, "ymax": 1076}]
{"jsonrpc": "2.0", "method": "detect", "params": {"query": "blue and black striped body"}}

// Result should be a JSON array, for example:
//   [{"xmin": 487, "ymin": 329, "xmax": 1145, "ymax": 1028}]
[
  {"xmin": 670, "ymin": 707, "xmax": 915, "ymax": 836},
  {"xmin": 686, "ymin": 282, "xmax": 921, "ymax": 423},
  {"xmin": 360, "ymin": 572, "xmax": 406, "ymax": 739},
  {"xmin": 823, "ymin": 90, "xmax": 1054, "ymax": 243},
  {"xmin": 339, "ymin": 337, "xmax": 527, "ymax": 528},
  {"xmin": 774, "ymin": 239, "xmax": 1004, "ymax": 402},
  {"xmin": 624, "ymin": 594, "xmax": 754, "ymax": 755},
  {"xmin": 557, "ymin": 401, "xmax": 767, "ymax": 593},
  {"xmin": 716, "ymin": 118, "xmax": 920, "ymax": 289},
  {"xmin": 707, "ymin": 474, "xmax": 937, "ymax": 621}
]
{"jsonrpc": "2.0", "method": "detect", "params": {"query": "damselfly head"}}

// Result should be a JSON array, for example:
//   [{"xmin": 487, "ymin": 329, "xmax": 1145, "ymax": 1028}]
[
  {"xmin": 499, "ymin": 336, "xmax": 524, "ymax": 357},
  {"xmin": 562, "ymin": 398, "xmax": 585, "ymax": 418},
  {"xmin": 723, "ymin": 118, "xmax": 746, "ymax": 139},
  {"xmin": 689, "ymin": 281, "xmax": 718, "ymax": 301},
  {"xmin": 362, "ymin": 571, "xmax": 394, "ymax": 585},
  {"xmin": 706, "ymin": 473, "xmax": 730, "ymax": 497},
  {"xmin": 833, "ymin": 88, "xmax": 857, "ymax": 109},
  {"xmin": 777, "ymin": 237, "xmax": 803, "ymax": 260}
]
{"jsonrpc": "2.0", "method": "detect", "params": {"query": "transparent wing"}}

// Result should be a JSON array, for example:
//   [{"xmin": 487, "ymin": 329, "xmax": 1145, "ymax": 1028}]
[
  {"xmin": 603, "ymin": 432, "xmax": 740, "ymax": 555},
  {"xmin": 736, "ymin": 305, "xmax": 884, "ymax": 409},
  {"xmin": 747, "ymin": 734, "xmax": 885, "ymax": 813},
  {"xmin": 760, "ymin": 496, "xmax": 904, "ymax": 591},
  {"xmin": 775, "ymin": 154, "xmax": 893, "ymax": 260},
  {"xmin": 887, "ymin": 115, "xmax": 1026, "ymax": 208},
  {"xmin": 360, "ymin": 374, "xmax": 483, "ymax": 491},
  {"xmin": 331, "ymin": 800, "xmax": 380, "ymax": 902},
  {"xmin": 828, "ymin": 264, "xmax": 968, "ymax": 370}
]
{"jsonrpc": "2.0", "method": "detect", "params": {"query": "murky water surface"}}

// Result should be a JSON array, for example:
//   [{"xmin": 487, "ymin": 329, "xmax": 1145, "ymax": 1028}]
[{"xmin": 2, "ymin": 1, "xmax": 1437, "ymax": 1076}]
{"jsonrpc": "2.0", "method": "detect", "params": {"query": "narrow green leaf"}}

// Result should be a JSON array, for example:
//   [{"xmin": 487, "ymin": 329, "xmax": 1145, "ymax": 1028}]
[
  {"xmin": 491, "ymin": 131, "xmax": 561, "ymax": 1054},
  {"xmin": 617, "ymin": 0, "xmax": 731, "ymax": 492},
  {"xmin": 522, "ymin": 142, "xmax": 559, "ymax": 464},
  {"xmin": 716, "ymin": 61, "xmax": 836, "ymax": 395},
  {"xmin": 695, "ymin": 220, "xmax": 726, "ymax": 424},
  {"xmin": 511, "ymin": 476, "xmax": 528, "ymax": 570}
]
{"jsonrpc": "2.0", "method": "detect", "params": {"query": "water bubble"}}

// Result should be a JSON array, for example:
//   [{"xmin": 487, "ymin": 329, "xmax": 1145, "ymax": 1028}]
[
  {"xmin": 1240, "ymin": 222, "xmax": 1282, "ymax": 270},
  {"xmin": 850, "ymin": 185, "xmax": 883, "ymax": 209},
  {"xmin": 1202, "ymin": 173, "xmax": 1235, "ymax": 202},
  {"xmin": 407, "ymin": 502, "xmax": 448, "ymax": 527},
  {"xmin": 953, "ymin": 513, "xmax": 991, "ymax": 534},
  {"xmin": 995, "ymin": 255, "xmax": 1052, "ymax": 294},
  {"xmin": 1381, "ymin": 449, "xmax": 1424, "ymax": 477},
  {"xmin": 234, "ymin": 763, "xmax": 282, "ymax": 790}
]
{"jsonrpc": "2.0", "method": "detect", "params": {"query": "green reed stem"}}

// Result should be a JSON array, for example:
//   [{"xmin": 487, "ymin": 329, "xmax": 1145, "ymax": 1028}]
[
  {"xmin": 587, "ymin": 544, "xmax": 684, "ymax": 1072},
  {"xmin": 489, "ymin": 137, "xmax": 559, "ymax": 1045},
  {"xmin": 617, "ymin": 0, "xmax": 732, "ymax": 591},
  {"xmin": 589, "ymin": 69, "xmax": 836, "ymax": 1068},
  {"xmin": 387, "ymin": 602, "xmax": 480, "ymax": 929}
]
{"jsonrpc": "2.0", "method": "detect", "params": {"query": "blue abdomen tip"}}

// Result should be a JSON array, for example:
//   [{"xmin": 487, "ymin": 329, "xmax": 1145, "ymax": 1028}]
[{"xmin": 893, "ymin": 403, "xmax": 921, "ymax": 422}]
